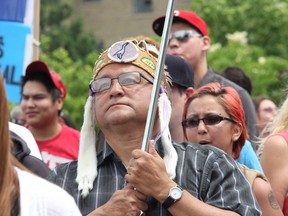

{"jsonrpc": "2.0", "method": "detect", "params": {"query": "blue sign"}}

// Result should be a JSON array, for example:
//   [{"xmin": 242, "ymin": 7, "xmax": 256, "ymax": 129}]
[
  {"xmin": 0, "ymin": 0, "xmax": 27, "ymax": 23},
  {"xmin": 0, "ymin": 21, "xmax": 32, "ymax": 102}
]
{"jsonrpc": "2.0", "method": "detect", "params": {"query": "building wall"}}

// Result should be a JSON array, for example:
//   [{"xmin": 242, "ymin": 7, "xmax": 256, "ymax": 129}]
[{"xmin": 73, "ymin": 0, "xmax": 191, "ymax": 48}]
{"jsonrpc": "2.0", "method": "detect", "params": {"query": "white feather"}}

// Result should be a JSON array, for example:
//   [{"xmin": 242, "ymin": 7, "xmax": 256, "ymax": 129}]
[
  {"xmin": 158, "ymin": 92, "xmax": 178, "ymax": 179},
  {"xmin": 76, "ymin": 96, "xmax": 97, "ymax": 197}
]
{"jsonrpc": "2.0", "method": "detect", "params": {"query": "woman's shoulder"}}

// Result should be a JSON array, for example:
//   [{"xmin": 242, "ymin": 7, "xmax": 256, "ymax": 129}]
[
  {"xmin": 16, "ymin": 167, "xmax": 69, "ymax": 194},
  {"xmin": 263, "ymin": 134, "xmax": 288, "ymax": 153},
  {"xmin": 16, "ymin": 168, "xmax": 81, "ymax": 215}
]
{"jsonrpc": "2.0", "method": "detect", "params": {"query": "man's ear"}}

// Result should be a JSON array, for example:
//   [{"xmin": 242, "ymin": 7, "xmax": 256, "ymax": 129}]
[
  {"xmin": 202, "ymin": 36, "xmax": 210, "ymax": 51},
  {"xmin": 56, "ymin": 97, "xmax": 64, "ymax": 111},
  {"xmin": 185, "ymin": 87, "xmax": 194, "ymax": 99}
]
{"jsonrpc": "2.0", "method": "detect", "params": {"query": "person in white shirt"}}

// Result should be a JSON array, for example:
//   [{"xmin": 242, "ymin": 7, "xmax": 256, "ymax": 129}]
[{"xmin": 9, "ymin": 122, "xmax": 42, "ymax": 159}]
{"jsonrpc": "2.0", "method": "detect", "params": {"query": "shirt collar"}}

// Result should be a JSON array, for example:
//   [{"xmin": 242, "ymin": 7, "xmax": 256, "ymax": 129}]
[{"xmin": 97, "ymin": 139, "xmax": 166, "ymax": 167}]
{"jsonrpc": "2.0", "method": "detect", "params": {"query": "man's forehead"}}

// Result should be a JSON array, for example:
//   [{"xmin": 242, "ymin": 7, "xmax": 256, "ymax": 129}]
[
  {"xmin": 22, "ymin": 81, "xmax": 50, "ymax": 95},
  {"xmin": 171, "ymin": 22, "xmax": 198, "ymax": 31},
  {"xmin": 96, "ymin": 63, "xmax": 149, "ymax": 78},
  {"xmin": 22, "ymin": 91, "xmax": 50, "ymax": 97}
]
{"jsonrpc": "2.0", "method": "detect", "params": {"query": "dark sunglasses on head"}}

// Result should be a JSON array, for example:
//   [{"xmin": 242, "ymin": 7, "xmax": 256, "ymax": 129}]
[
  {"xmin": 89, "ymin": 71, "xmax": 153, "ymax": 94},
  {"xmin": 182, "ymin": 114, "xmax": 236, "ymax": 128},
  {"xmin": 168, "ymin": 30, "xmax": 202, "ymax": 43}
]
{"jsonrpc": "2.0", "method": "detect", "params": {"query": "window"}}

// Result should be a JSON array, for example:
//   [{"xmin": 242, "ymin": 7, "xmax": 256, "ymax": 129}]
[{"xmin": 134, "ymin": 0, "xmax": 152, "ymax": 13}]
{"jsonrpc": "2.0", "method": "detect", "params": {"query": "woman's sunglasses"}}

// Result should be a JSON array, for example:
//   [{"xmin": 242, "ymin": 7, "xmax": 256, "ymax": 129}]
[{"xmin": 182, "ymin": 114, "xmax": 236, "ymax": 128}]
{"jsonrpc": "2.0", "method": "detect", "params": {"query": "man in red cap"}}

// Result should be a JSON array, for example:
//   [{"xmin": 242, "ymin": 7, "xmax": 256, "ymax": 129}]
[
  {"xmin": 20, "ymin": 60, "xmax": 80, "ymax": 169},
  {"xmin": 152, "ymin": 10, "xmax": 259, "ymax": 150}
]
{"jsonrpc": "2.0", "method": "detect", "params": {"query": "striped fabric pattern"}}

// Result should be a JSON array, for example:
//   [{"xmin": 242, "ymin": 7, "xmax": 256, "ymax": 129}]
[{"xmin": 48, "ymin": 141, "xmax": 261, "ymax": 215}]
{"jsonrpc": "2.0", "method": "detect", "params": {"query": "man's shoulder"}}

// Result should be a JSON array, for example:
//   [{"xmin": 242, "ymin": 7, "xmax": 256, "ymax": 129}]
[
  {"xmin": 173, "ymin": 142, "xmax": 229, "ymax": 159},
  {"xmin": 203, "ymin": 69, "xmax": 247, "ymax": 91},
  {"xmin": 62, "ymin": 124, "xmax": 80, "ymax": 136},
  {"xmin": 173, "ymin": 142, "xmax": 243, "ymax": 182},
  {"xmin": 48, "ymin": 160, "xmax": 78, "ymax": 182},
  {"xmin": 58, "ymin": 125, "xmax": 80, "ymax": 145},
  {"xmin": 55, "ymin": 160, "xmax": 78, "ymax": 174}
]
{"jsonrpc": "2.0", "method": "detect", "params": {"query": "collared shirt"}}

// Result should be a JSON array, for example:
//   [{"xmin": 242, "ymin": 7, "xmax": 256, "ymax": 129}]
[
  {"xmin": 47, "ymin": 141, "xmax": 261, "ymax": 215},
  {"xmin": 198, "ymin": 68, "xmax": 258, "ymax": 150}
]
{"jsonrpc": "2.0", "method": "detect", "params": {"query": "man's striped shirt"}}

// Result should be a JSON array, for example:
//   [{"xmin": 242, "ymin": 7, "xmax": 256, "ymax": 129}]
[{"xmin": 48, "ymin": 141, "xmax": 261, "ymax": 215}]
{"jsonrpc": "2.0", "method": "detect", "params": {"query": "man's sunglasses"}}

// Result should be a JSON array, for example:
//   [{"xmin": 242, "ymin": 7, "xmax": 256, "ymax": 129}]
[
  {"xmin": 168, "ymin": 30, "xmax": 202, "ymax": 43},
  {"xmin": 90, "ymin": 71, "xmax": 153, "ymax": 94},
  {"xmin": 182, "ymin": 114, "xmax": 236, "ymax": 128}
]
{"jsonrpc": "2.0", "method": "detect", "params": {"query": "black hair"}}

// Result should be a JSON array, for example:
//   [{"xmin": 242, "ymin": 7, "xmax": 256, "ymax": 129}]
[
  {"xmin": 173, "ymin": 83, "xmax": 187, "ymax": 95},
  {"xmin": 60, "ymin": 111, "xmax": 76, "ymax": 129},
  {"xmin": 221, "ymin": 67, "xmax": 253, "ymax": 95},
  {"xmin": 21, "ymin": 72, "xmax": 62, "ymax": 102}
]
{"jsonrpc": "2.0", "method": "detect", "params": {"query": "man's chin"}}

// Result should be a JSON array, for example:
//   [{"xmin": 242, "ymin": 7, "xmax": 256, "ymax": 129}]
[
  {"xmin": 26, "ymin": 119, "xmax": 42, "ymax": 127},
  {"xmin": 107, "ymin": 113, "xmax": 134, "ymax": 125}
]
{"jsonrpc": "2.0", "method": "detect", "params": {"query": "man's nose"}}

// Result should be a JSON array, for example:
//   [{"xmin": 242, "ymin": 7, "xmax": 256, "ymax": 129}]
[
  {"xmin": 109, "ymin": 79, "xmax": 124, "ymax": 96},
  {"xmin": 25, "ymin": 97, "xmax": 36, "ymax": 107},
  {"xmin": 168, "ymin": 37, "xmax": 180, "ymax": 49}
]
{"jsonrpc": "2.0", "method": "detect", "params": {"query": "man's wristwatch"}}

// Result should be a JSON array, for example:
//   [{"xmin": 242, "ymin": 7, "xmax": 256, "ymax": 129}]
[{"xmin": 162, "ymin": 185, "xmax": 183, "ymax": 209}]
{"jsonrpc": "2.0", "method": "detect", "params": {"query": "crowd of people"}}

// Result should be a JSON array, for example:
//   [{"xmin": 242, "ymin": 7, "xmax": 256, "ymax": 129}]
[{"xmin": 2, "ymin": 8, "xmax": 287, "ymax": 216}]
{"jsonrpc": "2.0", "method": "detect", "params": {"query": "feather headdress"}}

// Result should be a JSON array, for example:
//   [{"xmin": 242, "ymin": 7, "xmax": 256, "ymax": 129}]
[{"xmin": 77, "ymin": 39, "xmax": 177, "ymax": 197}]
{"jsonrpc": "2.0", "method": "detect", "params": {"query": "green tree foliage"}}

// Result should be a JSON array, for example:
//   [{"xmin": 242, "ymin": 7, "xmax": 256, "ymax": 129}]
[
  {"xmin": 40, "ymin": 0, "xmax": 102, "ymax": 62},
  {"xmin": 192, "ymin": 0, "xmax": 288, "ymax": 59},
  {"xmin": 30, "ymin": 0, "xmax": 288, "ymax": 129},
  {"xmin": 40, "ymin": 48, "xmax": 98, "ymax": 129},
  {"xmin": 208, "ymin": 38, "xmax": 288, "ymax": 104},
  {"xmin": 38, "ymin": 0, "xmax": 102, "ymax": 129},
  {"xmin": 190, "ymin": 1, "xmax": 288, "ymax": 104}
]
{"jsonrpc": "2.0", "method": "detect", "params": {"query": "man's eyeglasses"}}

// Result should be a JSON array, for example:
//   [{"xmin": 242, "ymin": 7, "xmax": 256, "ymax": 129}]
[
  {"xmin": 169, "ymin": 30, "xmax": 202, "ymax": 44},
  {"xmin": 182, "ymin": 114, "xmax": 236, "ymax": 128},
  {"xmin": 90, "ymin": 72, "xmax": 153, "ymax": 94}
]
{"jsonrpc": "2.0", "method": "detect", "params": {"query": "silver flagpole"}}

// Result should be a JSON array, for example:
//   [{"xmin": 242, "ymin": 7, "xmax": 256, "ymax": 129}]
[{"xmin": 141, "ymin": 0, "xmax": 175, "ymax": 151}]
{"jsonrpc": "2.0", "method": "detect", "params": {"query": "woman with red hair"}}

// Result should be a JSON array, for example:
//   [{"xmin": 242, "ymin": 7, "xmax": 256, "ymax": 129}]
[{"xmin": 182, "ymin": 82, "xmax": 283, "ymax": 216}]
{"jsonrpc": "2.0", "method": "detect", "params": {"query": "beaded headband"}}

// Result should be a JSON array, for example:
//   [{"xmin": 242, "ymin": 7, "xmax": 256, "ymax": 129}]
[{"xmin": 92, "ymin": 40, "xmax": 170, "ymax": 91}]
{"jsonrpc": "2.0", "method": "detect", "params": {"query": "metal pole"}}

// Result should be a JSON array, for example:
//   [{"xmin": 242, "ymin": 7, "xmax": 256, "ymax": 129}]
[
  {"xmin": 33, "ymin": 0, "xmax": 40, "ymax": 60},
  {"xmin": 141, "ymin": 0, "xmax": 175, "ymax": 151}
]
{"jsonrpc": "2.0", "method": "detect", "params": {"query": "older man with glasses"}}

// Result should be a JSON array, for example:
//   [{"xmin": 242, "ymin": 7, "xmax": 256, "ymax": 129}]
[
  {"xmin": 152, "ymin": 10, "xmax": 259, "ymax": 151},
  {"xmin": 47, "ymin": 38, "xmax": 261, "ymax": 216}
]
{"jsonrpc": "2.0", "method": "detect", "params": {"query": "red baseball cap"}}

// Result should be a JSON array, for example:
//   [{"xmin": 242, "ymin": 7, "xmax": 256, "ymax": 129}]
[
  {"xmin": 152, "ymin": 10, "xmax": 208, "ymax": 37},
  {"xmin": 25, "ymin": 60, "xmax": 67, "ymax": 98}
]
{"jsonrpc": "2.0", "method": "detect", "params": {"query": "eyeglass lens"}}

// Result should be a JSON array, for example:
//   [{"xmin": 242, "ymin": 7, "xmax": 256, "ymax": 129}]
[
  {"xmin": 168, "ymin": 30, "xmax": 202, "ymax": 43},
  {"xmin": 90, "ymin": 72, "xmax": 152, "ymax": 93},
  {"xmin": 182, "ymin": 115, "xmax": 235, "ymax": 128}
]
